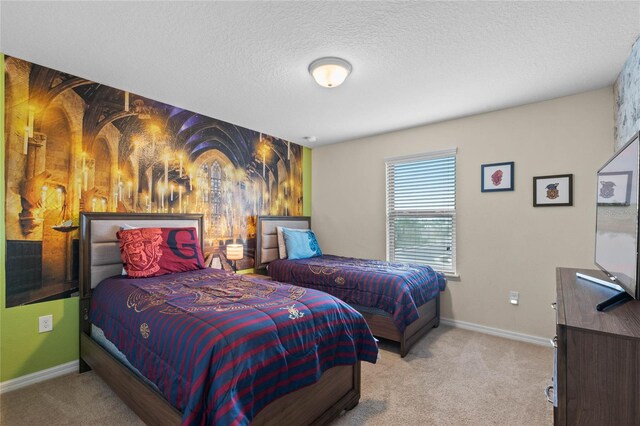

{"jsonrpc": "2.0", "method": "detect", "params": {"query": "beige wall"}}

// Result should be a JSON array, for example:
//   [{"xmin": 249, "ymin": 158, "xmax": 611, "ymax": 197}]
[{"xmin": 312, "ymin": 88, "xmax": 614, "ymax": 338}]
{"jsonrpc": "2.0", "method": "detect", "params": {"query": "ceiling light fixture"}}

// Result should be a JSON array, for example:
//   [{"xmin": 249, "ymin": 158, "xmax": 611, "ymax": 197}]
[{"xmin": 308, "ymin": 57, "xmax": 352, "ymax": 88}]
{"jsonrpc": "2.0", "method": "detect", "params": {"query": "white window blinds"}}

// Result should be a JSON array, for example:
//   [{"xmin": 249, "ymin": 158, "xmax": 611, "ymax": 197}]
[{"xmin": 386, "ymin": 149, "xmax": 457, "ymax": 274}]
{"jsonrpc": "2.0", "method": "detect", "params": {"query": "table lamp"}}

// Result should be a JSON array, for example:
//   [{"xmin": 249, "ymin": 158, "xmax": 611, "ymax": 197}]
[{"xmin": 226, "ymin": 243, "xmax": 243, "ymax": 273}]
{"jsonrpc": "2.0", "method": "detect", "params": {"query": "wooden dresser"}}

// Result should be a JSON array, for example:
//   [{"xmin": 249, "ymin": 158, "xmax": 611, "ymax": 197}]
[{"xmin": 553, "ymin": 267, "xmax": 640, "ymax": 425}]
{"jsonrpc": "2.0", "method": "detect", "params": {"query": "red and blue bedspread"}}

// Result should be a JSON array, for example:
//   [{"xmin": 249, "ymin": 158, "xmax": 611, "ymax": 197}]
[
  {"xmin": 90, "ymin": 268, "xmax": 378, "ymax": 426},
  {"xmin": 268, "ymin": 255, "xmax": 447, "ymax": 332}
]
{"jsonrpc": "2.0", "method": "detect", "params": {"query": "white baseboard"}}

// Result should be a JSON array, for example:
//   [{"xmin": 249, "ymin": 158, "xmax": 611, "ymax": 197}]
[
  {"xmin": 0, "ymin": 360, "xmax": 78, "ymax": 394},
  {"xmin": 440, "ymin": 317, "xmax": 551, "ymax": 347}
]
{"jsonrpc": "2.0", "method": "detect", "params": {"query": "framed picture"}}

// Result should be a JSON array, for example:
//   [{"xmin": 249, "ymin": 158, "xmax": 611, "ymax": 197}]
[
  {"xmin": 597, "ymin": 171, "xmax": 633, "ymax": 206},
  {"xmin": 533, "ymin": 174, "xmax": 573, "ymax": 207},
  {"xmin": 481, "ymin": 161, "xmax": 515, "ymax": 192}
]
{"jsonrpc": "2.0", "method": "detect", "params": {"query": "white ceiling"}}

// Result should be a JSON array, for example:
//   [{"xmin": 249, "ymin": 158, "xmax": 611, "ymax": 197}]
[{"xmin": 1, "ymin": 1, "xmax": 639, "ymax": 148}]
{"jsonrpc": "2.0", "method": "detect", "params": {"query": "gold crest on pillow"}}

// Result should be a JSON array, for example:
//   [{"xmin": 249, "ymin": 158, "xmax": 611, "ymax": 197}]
[{"xmin": 118, "ymin": 228, "xmax": 163, "ymax": 277}]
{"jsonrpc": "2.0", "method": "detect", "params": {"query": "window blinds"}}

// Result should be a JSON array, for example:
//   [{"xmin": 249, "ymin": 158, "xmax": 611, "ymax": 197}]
[{"xmin": 386, "ymin": 149, "xmax": 456, "ymax": 273}]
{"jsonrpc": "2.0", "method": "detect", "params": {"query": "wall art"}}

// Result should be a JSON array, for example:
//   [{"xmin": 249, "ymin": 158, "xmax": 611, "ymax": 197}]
[
  {"xmin": 4, "ymin": 56, "xmax": 304, "ymax": 307},
  {"xmin": 481, "ymin": 161, "xmax": 514, "ymax": 192},
  {"xmin": 533, "ymin": 174, "xmax": 573, "ymax": 207}
]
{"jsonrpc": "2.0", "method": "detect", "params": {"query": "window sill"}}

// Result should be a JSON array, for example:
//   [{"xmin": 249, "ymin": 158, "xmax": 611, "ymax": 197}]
[{"xmin": 443, "ymin": 272, "xmax": 460, "ymax": 281}]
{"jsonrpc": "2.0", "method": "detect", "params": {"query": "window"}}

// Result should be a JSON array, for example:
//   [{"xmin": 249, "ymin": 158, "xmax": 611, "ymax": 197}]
[{"xmin": 385, "ymin": 149, "xmax": 457, "ymax": 274}]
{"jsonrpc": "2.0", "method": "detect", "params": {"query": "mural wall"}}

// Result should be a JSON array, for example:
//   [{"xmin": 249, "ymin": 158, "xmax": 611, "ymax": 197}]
[
  {"xmin": 4, "ymin": 56, "xmax": 304, "ymax": 308},
  {"xmin": 614, "ymin": 36, "xmax": 640, "ymax": 150}
]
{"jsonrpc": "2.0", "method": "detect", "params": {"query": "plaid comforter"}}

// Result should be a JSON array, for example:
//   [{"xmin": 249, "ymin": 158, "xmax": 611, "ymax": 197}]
[
  {"xmin": 268, "ymin": 255, "xmax": 446, "ymax": 332},
  {"xmin": 90, "ymin": 268, "xmax": 378, "ymax": 425}
]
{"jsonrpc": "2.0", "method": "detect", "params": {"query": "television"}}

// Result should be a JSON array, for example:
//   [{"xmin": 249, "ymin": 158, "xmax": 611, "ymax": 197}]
[{"xmin": 591, "ymin": 130, "xmax": 640, "ymax": 310}]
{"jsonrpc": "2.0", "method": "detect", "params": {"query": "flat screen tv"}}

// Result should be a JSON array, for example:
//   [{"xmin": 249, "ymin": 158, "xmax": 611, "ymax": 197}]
[{"xmin": 592, "ymin": 130, "xmax": 639, "ymax": 310}]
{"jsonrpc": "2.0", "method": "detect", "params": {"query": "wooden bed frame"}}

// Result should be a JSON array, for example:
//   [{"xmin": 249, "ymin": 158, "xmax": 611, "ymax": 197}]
[
  {"xmin": 256, "ymin": 215, "xmax": 440, "ymax": 357},
  {"xmin": 79, "ymin": 212, "xmax": 361, "ymax": 425}
]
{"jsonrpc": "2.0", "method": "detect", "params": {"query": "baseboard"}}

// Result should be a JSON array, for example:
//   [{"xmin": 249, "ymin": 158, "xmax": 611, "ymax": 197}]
[
  {"xmin": 440, "ymin": 317, "xmax": 551, "ymax": 347},
  {"xmin": 0, "ymin": 360, "xmax": 78, "ymax": 394}
]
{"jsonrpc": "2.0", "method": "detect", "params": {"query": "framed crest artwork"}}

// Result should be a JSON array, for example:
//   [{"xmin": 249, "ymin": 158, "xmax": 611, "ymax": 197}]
[
  {"xmin": 533, "ymin": 174, "xmax": 573, "ymax": 207},
  {"xmin": 597, "ymin": 171, "xmax": 633, "ymax": 206},
  {"xmin": 481, "ymin": 161, "xmax": 515, "ymax": 192}
]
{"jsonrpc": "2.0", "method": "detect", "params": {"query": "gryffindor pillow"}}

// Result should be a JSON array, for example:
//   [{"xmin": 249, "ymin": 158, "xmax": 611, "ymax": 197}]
[{"xmin": 117, "ymin": 227, "xmax": 205, "ymax": 278}]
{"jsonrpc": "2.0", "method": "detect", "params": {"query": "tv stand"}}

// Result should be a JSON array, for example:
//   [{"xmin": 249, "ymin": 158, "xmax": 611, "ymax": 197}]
[
  {"xmin": 596, "ymin": 290, "xmax": 633, "ymax": 311},
  {"xmin": 553, "ymin": 268, "xmax": 640, "ymax": 425},
  {"xmin": 575, "ymin": 272, "xmax": 631, "ymax": 311}
]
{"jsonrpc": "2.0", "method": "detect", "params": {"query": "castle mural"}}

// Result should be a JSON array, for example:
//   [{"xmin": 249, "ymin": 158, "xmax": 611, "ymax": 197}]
[
  {"xmin": 4, "ymin": 56, "xmax": 304, "ymax": 307},
  {"xmin": 614, "ymin": 37, "xmax": 640, "ymax": 150}
]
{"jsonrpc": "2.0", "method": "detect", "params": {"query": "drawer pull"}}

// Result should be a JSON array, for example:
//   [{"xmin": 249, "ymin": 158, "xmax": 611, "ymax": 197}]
[
  {"xmin": 550, "ymin": 336, "xmax": 557, "ymax": 348},
  {"xmin": 544, "ymin": 385, "xmax": 554, "ymax": 403},
  {"xmin": 550, "ymin": 302, "xmax": 557, "ymax": 310}
]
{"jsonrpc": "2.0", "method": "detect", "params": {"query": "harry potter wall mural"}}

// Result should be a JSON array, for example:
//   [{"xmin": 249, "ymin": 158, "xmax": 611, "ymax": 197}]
[{"xmin": 4, "ymin": 56, "xmax": 304, "ymax": 308}]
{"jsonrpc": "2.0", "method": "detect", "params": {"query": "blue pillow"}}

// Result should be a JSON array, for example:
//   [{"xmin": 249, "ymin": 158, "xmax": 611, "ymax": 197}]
[{"xmin": 282, "ymin": 228, "xmax": 323, "ymax": 260}]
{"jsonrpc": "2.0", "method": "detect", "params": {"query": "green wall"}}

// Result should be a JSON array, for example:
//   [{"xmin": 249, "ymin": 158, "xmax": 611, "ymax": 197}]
[
  {"xmin": 303, "ymin": 147, "xmax": 312, "ymax": 216},
  {"xmin": 0, "ymin": 53, "xmax": 312, "ymax": 381}
]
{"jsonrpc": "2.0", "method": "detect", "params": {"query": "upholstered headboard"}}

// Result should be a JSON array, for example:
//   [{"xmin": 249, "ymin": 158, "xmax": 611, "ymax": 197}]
[
  {"xmin": 79, "ymin": 213, "xmax": 204, "ymax": 293},
  {"xmin": 255, "ymin": 215, "xmax": 311, "ymax": 270}
]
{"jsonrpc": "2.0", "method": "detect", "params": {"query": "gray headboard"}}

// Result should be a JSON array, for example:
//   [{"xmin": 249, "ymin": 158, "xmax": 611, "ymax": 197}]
[
  {"xmin": 79, "ymin": 213, "xmax": 204, "ymax": 294},
  {"xmin": 255, "ymin": 215, "xmax": 311, "ymax": 270}
]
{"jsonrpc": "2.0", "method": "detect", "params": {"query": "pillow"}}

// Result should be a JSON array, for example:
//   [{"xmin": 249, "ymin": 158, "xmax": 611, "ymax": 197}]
[
  {"xmin": 120, "ymin": 224, "xmax": 139, "ymax": 275},
  {"xmin": 117, "ymin": 227, "xmax": 205, "ymax": 278},
  {"xmin": 276, "ymin": 226, "xmax": 309, "ymax": 259},
  {"xmin": 276, "ymin": 227, "xmax": 287, "ymax": 259},
  {"xmin": 282, "ymin": 228, "xmax": 322, "ymax": 260}
]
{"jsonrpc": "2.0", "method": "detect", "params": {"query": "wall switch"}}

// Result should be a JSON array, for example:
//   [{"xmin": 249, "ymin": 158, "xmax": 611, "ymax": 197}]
[
  {"xmin": 39, "ymin": 315, "xmax": 53, "ymax": 333},
  {"xmin": 509, "ymin": 291, "xmax": 519, "ymax": 305}
]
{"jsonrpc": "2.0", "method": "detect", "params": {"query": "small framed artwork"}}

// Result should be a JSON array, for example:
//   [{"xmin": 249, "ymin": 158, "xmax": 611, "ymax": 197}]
[
  {"xmin": 481, "ymin": 161, "xmax": 515, "ymax": 192},
  {"xmin": 533, "ymin": 174, "xmax": 573, "ymax": 207},
  {"xmin": 597, "ymin": 171, "xmax": 633, "ymax": 206}
]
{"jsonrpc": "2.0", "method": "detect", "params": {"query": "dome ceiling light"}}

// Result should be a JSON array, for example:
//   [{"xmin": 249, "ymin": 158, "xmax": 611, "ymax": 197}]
[{"xmin": 308, "ymin": 57, "xmax": 352, "ymax": 88}]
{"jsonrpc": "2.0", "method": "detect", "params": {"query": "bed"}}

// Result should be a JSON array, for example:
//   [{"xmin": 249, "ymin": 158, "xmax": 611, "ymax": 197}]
[
  {"xmin": 256, "ymin": 215, "xmax": 446, "ymax": 357},
  {"xmin": 79, "ymin": 212, "xmax": 378, "ymax": 425}
]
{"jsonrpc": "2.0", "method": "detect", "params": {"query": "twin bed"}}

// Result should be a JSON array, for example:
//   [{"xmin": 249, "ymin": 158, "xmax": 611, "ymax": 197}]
[
  {"xmin": 79, "ymin": 213, "xmax": 378, "ymax": 425},
  {"xmin": 256, "ymin": 216, "xmax": 446, "ymax": 357},
  {"xmin": 79, "ymin": 212, "xmax": 445, "ymax": 424}
]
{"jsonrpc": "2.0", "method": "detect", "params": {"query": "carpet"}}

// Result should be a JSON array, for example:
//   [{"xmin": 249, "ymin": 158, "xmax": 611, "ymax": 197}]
[{"xmin": 0, "ymin": 325, "xmax": 553, "ymax": 425}]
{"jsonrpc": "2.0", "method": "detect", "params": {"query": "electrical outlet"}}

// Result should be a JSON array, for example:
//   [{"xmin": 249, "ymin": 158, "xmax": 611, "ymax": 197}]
[
  {"xmin": 39, "ymin": 315, "xmax": 53, "ymax": 333},
  {"xmin": 509, "ymin": 291, "xmax": 519, "ymax": 305}
]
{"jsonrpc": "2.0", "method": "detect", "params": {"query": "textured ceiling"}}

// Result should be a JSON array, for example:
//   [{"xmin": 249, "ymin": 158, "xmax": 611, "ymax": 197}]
[{"xmin": 1, "ymin": 1, "xmax": 639, "ymax": 147}]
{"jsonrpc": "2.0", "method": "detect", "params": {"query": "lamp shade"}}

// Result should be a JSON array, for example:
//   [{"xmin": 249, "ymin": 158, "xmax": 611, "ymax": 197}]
[
  {"xmin": 309, "ymin": 57, "xmax": 352, "ymax": 88},
  {"xmin": 226, "ymin": 244, "xmax": 244, "ymax": 261}
]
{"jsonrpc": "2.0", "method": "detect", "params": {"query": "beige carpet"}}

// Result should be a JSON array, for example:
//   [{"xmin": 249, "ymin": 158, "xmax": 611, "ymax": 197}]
[
  {"xmin": 0, "ymin": 325, "xmax": 553, "ymax": 425},
  {"xmin": 336, "ymin": 326, "xmax": 553, "ymax": 426}
]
